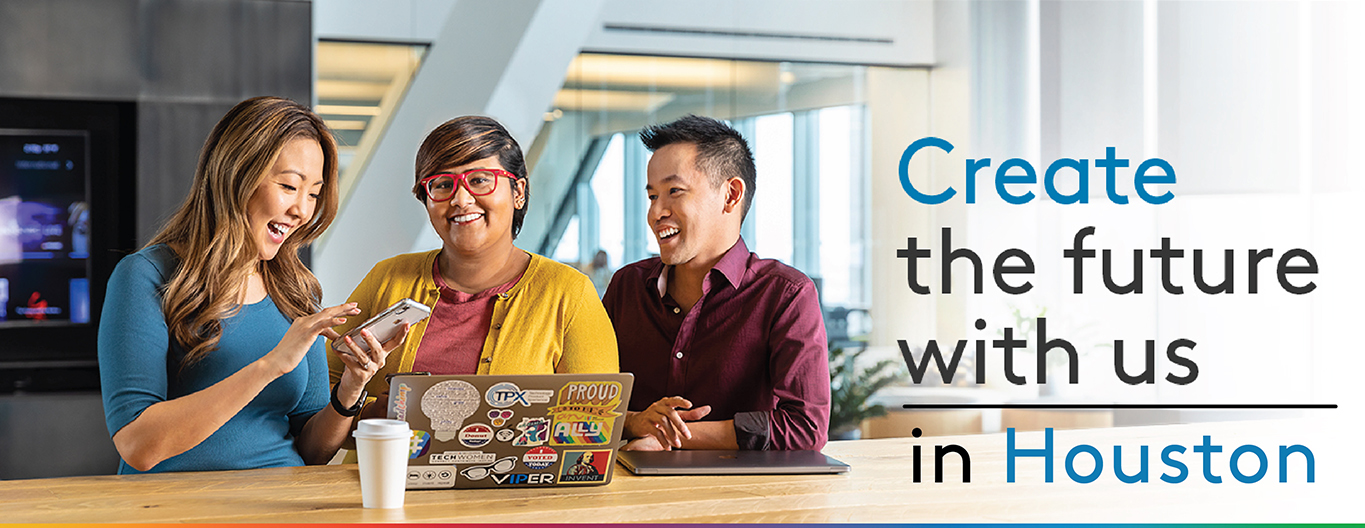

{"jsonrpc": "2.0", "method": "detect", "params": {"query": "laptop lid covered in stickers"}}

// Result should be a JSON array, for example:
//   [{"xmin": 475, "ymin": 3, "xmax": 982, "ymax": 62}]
[{"xmin": 387, "ymin": 373, "xmax": 634, "ymax": 490}]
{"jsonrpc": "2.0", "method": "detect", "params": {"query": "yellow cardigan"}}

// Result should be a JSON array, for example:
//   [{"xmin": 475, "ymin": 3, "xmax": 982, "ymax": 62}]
[{"xmin": 327, "ymin": 249, "xmax": 620, "ymax": 398}]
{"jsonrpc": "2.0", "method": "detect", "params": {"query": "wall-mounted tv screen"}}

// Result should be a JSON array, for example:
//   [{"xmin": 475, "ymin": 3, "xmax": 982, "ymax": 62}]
[
  {"xmin": 0, "ymin": 130, "xmax": 91, "ymax": 326},
  {"xmin": 0, "ymin": 98, "xmax": 135, "ymax": 391}
]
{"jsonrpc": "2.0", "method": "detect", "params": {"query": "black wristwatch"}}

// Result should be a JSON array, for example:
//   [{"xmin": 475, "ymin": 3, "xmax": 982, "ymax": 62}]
[{"xmin": 331, "ymin": 383, "xmax": 367, "ymax": 417}]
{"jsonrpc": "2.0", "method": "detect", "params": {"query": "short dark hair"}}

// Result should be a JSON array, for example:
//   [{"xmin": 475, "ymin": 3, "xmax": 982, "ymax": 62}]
[
  {"xmin": 413, "ymin": 116, "xmax": 529, "ymax": 238},
  {"xmin": 639, "ymin": 115, "xmax": 756, "ymax": 220}
]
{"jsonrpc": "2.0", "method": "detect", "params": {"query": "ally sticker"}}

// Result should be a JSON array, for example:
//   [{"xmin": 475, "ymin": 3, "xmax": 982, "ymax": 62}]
[{"xmin": 548, "ymin": 382, "xmax": 621, "ymax": 446}]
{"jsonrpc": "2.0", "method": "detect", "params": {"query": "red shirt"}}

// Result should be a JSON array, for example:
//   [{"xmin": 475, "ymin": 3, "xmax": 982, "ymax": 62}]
[
  {"xmin": 603, "ymin": 238, "xmax": 830, "ymax": 450},
  {"xmin": 413, "ymin": 259, "xmax": 521, "ymax": 374}
]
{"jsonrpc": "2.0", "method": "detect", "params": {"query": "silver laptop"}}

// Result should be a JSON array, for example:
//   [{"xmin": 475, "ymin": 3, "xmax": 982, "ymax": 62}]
[
  {"xmin": 388, "ymin": 373, "xmax": 634, "ymax": 489},
  {"xmin": 616, "ymin": 449, "xmax": 850, "ymax": 475}
]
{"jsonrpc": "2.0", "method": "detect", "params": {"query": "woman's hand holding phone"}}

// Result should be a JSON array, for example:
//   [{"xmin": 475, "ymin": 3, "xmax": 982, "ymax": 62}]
[
  {"xmin": 262, "ymin": 302, "xmax": 360, "ymax": 377},
  {"xmin": 327, "ymin": 322, "xmax": 411, "ymax": 404}
]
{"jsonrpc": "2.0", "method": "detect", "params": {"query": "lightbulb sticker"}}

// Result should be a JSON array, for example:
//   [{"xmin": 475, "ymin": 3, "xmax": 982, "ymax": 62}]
[{"xmin": 421, "ymin": 380, "xmax": 479, "ymax": 441}]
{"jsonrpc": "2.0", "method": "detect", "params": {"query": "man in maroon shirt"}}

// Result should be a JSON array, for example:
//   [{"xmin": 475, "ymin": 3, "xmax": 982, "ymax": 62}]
[{"xmin": 602, "ymin": 115, "xmax": 831, "ymax": 451}]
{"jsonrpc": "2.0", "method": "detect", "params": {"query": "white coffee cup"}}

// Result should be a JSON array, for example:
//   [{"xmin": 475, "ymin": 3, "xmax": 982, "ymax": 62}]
[{"xmin": 353, "ymin": 419, "xmax": 411, "ymax": 509}]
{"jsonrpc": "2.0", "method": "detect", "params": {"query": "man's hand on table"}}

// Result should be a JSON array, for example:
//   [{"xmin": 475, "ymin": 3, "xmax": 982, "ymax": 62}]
[
  {"xmin": 622, "ymin": 434, "xmax": 668, "ymax": 451},
  {"xmin": 623, "ymin": 396, "xmax": 712, "ymax": 449}
]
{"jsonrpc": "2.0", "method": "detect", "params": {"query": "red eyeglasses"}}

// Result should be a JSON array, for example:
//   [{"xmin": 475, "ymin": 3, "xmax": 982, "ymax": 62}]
[{"xmin": 419, "ymin": 168, "xmax": 518, "ymax": 202}]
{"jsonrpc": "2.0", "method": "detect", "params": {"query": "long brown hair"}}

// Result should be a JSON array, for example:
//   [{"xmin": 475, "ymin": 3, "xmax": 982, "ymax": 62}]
[{"xmin": 148, "ymin": 96, "xmax": 339, "ymax": 365}]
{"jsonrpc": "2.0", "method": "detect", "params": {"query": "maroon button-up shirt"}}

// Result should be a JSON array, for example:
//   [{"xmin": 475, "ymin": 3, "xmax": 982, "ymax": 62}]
[{"xmin": 603, "ymin": 238, "xmax": 830, "ymax": 450}]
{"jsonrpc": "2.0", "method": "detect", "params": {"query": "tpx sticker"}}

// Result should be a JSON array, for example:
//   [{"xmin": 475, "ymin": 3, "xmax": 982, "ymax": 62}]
[
  {"xmin": 559, "ymin": 449, "xmax": 611, "ymax": 483},
  {"xmin": 485, "ymin": 382, "xmax": 554, "ymax": 408},
  {"xmin": 459, "ymin": 423, "xmax": 494, "ymax": 448},
  {"xmin": 522, "ymin": 446, "xmax": 558, "ymax": 470}
]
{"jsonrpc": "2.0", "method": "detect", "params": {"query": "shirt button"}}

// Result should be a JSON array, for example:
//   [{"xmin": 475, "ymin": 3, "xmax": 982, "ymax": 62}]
[
  {"xmin": 675, "ymin": 352, "xmax": 683, "ymax": 359},
  {"xmin": 499, "ymin": 293, "xmax": 510, "ymax": 300},
  {"xmin": 493, "ymin": 323, "xmax": 502, "ymax": 330},
  {"xmin": 483, "ymin": 357, "xmax": 492, "ymax": 363},
  {"xmin": 672, "ymin": 307, "xmax": 680, "ymax": 314}
]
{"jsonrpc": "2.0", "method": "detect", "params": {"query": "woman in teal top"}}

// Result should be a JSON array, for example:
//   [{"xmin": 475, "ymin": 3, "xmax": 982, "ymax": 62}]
[{"xmin": 97, "ymin": 97, "xmax": 408, "ymax": 473}]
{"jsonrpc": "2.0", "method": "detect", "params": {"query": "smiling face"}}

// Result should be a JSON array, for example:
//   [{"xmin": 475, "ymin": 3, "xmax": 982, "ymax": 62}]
[
  {"xmin": 646, "ymin": 142, "xmax": 744, "ymax": 267},
  {"xmin": 425, "ymin": 156, "xmax": 526, "ymax": 258},
  {"xmin": 245, "ymin": 137, "xmax": 324, "ymax": 261}
]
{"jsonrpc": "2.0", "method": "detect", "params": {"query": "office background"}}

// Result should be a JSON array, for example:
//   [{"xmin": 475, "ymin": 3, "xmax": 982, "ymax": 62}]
[{"xmin": 0, "ymin": 0, "xmax": 1359, "ymax": 480}]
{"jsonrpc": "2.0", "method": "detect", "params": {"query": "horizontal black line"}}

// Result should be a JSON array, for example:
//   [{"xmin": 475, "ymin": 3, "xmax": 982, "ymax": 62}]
[
  {"xmin": 603, "ymin": 24, "xmax": 894, "ymax": 44},
  {"xmin": 901, "ymin": 404, "xmax": 1338, "ymax": 410}
]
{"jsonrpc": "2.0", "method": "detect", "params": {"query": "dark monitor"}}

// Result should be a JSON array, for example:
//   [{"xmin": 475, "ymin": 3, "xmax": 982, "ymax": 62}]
[{"xmin": 0, "ymin": 99, "xmax": 136, "ymax": 391}]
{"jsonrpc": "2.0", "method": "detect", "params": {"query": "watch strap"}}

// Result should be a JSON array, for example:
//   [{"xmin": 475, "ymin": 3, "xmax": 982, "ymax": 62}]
[{"xmin": 330, "ymin": 383, "xmax": 367, "ymax": 417}]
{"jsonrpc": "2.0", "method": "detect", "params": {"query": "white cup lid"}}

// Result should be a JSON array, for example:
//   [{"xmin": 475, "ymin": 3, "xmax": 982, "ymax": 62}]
[{"xmin": 353, "ymin": 418, "xmax": 410, "ymax": 440}]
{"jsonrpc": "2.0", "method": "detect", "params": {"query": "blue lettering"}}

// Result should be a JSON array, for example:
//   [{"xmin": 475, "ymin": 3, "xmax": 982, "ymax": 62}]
[
  {"xmin": 1044, "ymin": 158, "xmax": 1089, "ymax": 204},
  {"xmin": 1065, "ymin": 444, "xmax": 1103, "ymax": 483},
  {"xmin": 898, "ymin": 137, "xmax": 956, "ymax": 204},
  {"xmin": 1230, "ymin": 445, "xmax": 1267, "ymax": 483},
  {"xmin": 1160, "ymin": 445, "xmax": 1188, "ymax": 483},
  {"xmin": 995, "ymin": 159, "xmax": 1036, "ymax": 204},
  {"xmin": 1134, "ymin": 158, "xmax": 1176, "ymax": 204},
  {"xmin": 1279, "ymin": 445, "xmax": 1315, "ymax": 483},
  {"xmin": 965, "ymin": 158, "xmax": 990, "ymax": 204},
  {"xmin": 1006, "ymin": 427, "xmax": 1053, "ymax": 483},
  {"xmin": 1193, "ymin": 435, "xmax": 1223, "ymax": 483},
  {"xmin": 1114, "ymin": 445, "xmax": 1149, "ymax": 483},
  {"xmin": 1096, "ymin": 146, "xmax": 1129, "ymax": 204},
  {"xmin": 896, "ymin": 140, "xmax": 1176, "ymax": 205}
]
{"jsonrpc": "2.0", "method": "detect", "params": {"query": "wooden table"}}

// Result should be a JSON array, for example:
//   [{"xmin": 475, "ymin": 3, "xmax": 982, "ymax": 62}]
[{"xmin": 1, "ymin": 419, "xmax": 1353, "ymax": 523}]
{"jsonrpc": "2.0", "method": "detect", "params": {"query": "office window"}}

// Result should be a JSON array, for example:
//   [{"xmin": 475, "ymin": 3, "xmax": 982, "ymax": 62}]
[
  {"xmin": 752, "ymin": 113, "xmax": 794, "ymax": 265},
  {"xmin": 590, "ymin": 134, "xmax": 626, "ymax": 270},
  {"xmin": 315, "ymin": 40, "xmax": 427, "ymax": 203},
  {"xmin": 817, "ymin": 105, "xmax": 864, "ymax": 309},
  {"xmin": 551, "ymin": 216, "xmax": 579, "ymax": 263},
  {"xmin": 532, "ymin": 53, "xmax": 882, "ymax": 341}
]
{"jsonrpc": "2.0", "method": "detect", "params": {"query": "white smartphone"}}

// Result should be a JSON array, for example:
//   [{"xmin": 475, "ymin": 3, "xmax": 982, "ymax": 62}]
[{"xmin": 332, "ymin": 298, "xmax": 430, "ymax": 357}]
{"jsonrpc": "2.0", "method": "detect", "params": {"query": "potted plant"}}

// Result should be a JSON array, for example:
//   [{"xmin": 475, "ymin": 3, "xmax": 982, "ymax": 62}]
[{"xmin": 828, "ymin": 342, "xmax": 906, "ymax": 440}]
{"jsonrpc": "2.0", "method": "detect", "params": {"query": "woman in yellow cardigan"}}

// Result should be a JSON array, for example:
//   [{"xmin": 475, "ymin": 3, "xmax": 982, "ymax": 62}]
[{"xmin": 328, "ymin": 116, "xmax": 618, "ymax": 422}]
